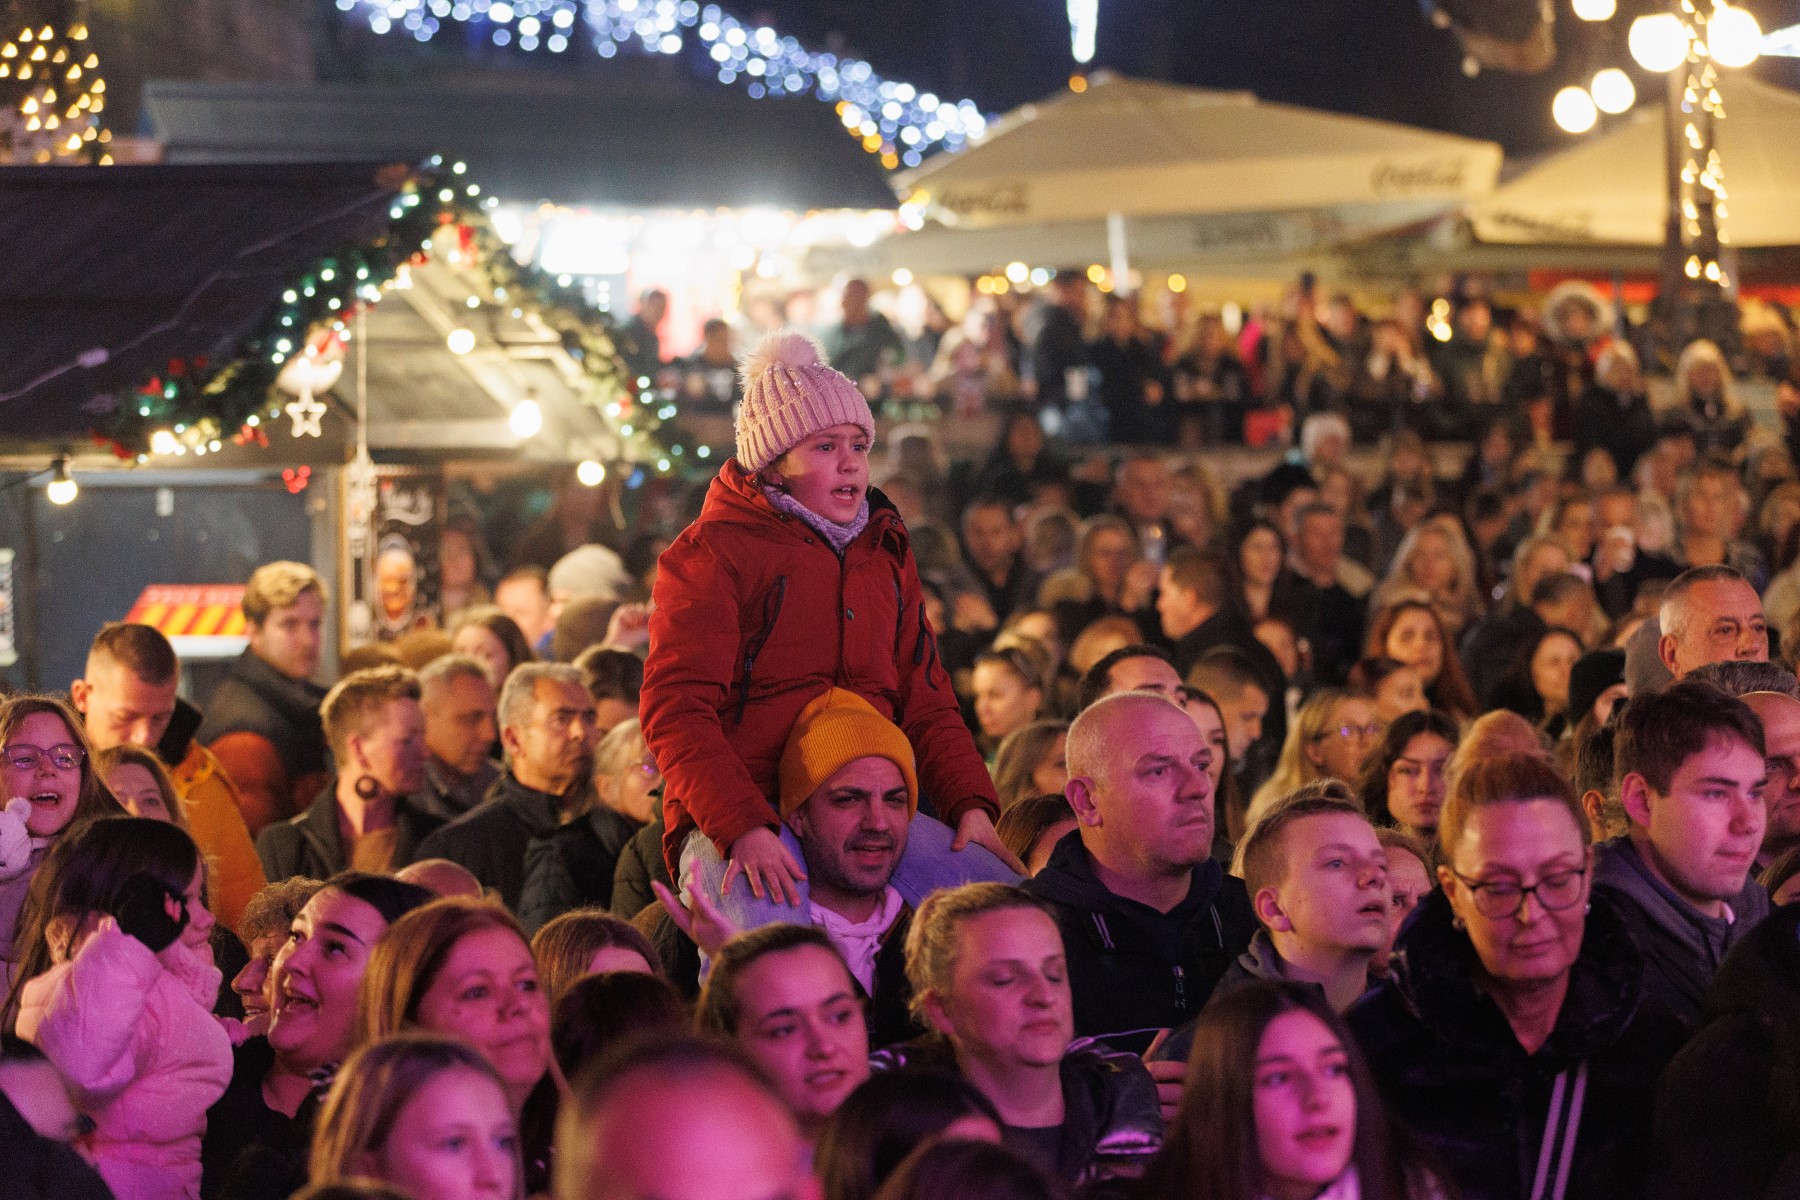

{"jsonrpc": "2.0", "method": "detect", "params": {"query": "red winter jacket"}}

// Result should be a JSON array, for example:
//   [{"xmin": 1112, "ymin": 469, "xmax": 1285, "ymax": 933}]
[{"xmin": 643, "ymin": 461, "xmax": 999, "ymax": 874}]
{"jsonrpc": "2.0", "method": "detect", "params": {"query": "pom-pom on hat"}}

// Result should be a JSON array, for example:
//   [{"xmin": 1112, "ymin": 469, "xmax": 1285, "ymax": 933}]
[
  {"xmin": 778, "ymin": 688, "xmax": 918, "ymax": 820},
  {"xmin": 735, "ymin": 331, "xmax": 876, "ymax": 473}
]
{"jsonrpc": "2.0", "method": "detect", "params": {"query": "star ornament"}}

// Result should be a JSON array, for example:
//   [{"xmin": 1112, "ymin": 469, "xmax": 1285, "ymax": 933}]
[{"xmin": 286, "ymin": 392, "xmax": 326, "ymax": 438}]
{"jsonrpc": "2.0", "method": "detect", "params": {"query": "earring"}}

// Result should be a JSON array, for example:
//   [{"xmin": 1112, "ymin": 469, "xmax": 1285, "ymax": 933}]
[
  {"xmin": 1450, "ymin": 914, "xmax": 1466, "ymax": 931},
  {"xmin": 354, "ymin": 775, "xmax": 382, "ymax": 801}
]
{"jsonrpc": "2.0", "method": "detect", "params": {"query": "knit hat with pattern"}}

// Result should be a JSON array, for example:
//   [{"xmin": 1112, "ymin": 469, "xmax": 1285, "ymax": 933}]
[{"xmin": 735, "ymin": 331, "xmax": 875, "ymax": 473}]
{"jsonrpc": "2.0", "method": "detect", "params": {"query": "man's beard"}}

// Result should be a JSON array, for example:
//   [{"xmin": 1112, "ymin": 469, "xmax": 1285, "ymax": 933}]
[{"xmin": 804, "ymin": 833, "xmax": 901, "ymax": 898}]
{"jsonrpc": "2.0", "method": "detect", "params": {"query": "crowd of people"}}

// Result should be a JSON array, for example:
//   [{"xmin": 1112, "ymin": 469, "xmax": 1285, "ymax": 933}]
[
  {"xmin": 618, "ymin": 270, "xmax": 1800, "ymax": 460},
  {"xmin": 4, "ymin": 318, "xmax": 1800, "ymax": 1200}
]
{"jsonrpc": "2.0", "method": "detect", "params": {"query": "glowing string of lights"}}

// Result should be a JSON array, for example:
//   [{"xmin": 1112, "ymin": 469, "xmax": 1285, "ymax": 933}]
[{"xmin": 336, "ymin": 0, "xmax": 990, "ymax": 169}]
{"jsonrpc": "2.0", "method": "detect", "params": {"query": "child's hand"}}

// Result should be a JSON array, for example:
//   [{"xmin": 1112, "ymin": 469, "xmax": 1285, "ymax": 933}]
[
  {"xmin": 603, "ymin": 602, "xmax": 653, "ymax": 651},
  {"xmin": 652, "ymin": 879, "xmax": 742, "ymax": 959},
  {"xmin": 724, "ymin": 827, "xmax": 808, "ymax": 906},
  {"xmin": 950, "ymin": 809, "xmax": 1027, "ymax": 875}
]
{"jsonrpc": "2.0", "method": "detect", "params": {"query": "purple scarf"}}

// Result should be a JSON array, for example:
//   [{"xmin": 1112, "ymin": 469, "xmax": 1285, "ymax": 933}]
[{"xmin": 764, "ymin": 486, "xmax": 870, "ymax": 553}]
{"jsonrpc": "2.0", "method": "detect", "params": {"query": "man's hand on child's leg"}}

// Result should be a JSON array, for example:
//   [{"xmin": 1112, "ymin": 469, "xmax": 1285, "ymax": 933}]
[
  {"xmin": 724, "ymin": 825, "xmax": 808, "ymax": 906},
  {"xmin": 950, "ymin": 809, "xmax": 1027, "ymax": 874}
]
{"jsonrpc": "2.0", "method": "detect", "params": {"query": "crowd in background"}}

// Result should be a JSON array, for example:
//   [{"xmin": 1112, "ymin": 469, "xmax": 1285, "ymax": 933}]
[{"xmin": 2, "ymin": 300, "xmax": 1800, "ymax": 1200}]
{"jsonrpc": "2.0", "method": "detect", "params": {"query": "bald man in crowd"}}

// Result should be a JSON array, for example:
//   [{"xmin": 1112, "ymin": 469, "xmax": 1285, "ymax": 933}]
[{"xmin": 1023, "ymin": 691, "xmax": 1255, "ymax": 1055}]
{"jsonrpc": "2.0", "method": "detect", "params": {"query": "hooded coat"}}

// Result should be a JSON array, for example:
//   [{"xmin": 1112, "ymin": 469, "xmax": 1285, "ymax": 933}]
[
  {"xmin": 1346, "ymin": 889, "xmax": 1686, "ymax": 1200},
  {"xmin": 642, "ymin": 463, "xmax": 997, "ymax": 873},
  {"xmin": 1592, "ymin": 834, "xmax": 1771, "ymax": 1028},
  {"xmin": 1649, "ymin": 901, "xmax": 1800, "ymax": 1200},
  {"xmin": 1021, "ymin": 831, "xmax": 1255, "ymax": 1055},
  {"xmin": 17, "ymin": 923, "xmax": 233, "ymax": 1200}
]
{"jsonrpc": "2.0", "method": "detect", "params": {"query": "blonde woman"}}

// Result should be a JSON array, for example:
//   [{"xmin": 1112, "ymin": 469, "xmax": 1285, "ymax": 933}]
[
  {"xmin": 311, "ymin": 1033, "xmax": 522, "ymax": 1200},
  {"xmin": 1372, "ymin": 516, "xmax": 1482, "ymax": 639},
  {"xmin": 1671, "ymin": 338, "xmax": 1749, "ymax": 461},
  {"xmin": 888, "ymin": 883, "xmax": 1161, "ymax": 1189},
  {"xmin": 1246, "ymin": 690, "xmax": 1382, "ymax": 828}
]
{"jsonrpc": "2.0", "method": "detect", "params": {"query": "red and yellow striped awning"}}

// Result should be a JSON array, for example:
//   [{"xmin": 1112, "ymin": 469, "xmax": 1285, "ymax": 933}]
[{"xmin": 124, "ymin": 585, "xmax": 248, "ymax": 640}]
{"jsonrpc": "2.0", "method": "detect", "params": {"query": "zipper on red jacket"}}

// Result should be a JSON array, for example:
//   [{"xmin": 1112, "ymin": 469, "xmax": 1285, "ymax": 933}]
[
  {"xmin": 1173, "ymin": 964, "xmax": 1188, "ymax": 1014},
  {"xmin": 735, "ymin": 575, "xmax": 787, "ymax": 724}
]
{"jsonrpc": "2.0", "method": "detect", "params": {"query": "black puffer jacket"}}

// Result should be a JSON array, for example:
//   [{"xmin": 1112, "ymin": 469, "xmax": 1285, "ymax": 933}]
[
  {"xmin": 1650, "ymin": 901, "xmax": 1800, "ymax": 1200},
  {"xmin": 196, "ymin": 648, "xmax": 328, "ymax": 782},
  {"xmin": 1022, "ymin": 831, "xmax": 1255, "ymax": 1054},
  {"xmin": 517, "ymin": 806, "xmax": 640, "ymax": 932},
  {"xmin": 1347, "ymin": 889, "xmax": 1687, "ymax": 1200},
  {"xmin": 609, "ymin": 815, "xmax": 671, "ymax": 919},
  {"xmin": 871, "ymin": 1035, "xmax": 1162, "ymax": 1190}
]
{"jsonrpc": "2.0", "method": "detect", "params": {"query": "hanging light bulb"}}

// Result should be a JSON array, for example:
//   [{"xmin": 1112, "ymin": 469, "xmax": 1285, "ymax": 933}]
[
  {"xmin": 1572, "ymin": 0, "xmax": 1616, "ymax": 21},
  {"xmin": 576, "ymin": 459, "xmax": 606, "ymax": 486},
  {"xmin": 1630, "ymin": 12, "xmax": 1690, "ymax": 70},
  {"xmin": 1591, "ymin": 67, "xmax": 1638, "ymax": 113},
  {"xmin": 510, "ymin": 399, "xmax": 543, "ymax": 438},
  {"xmin": 1708, "ymin": 4, "xmax": 1762, "ymax": 67},
  {"xmin": 1552, "ymin": 85, "xmax": 1600, "ymax": 133},
  {"xmin": 446, "ymin": 327, "xmax": 476, "ymax": 355},
  {"xmin": 46, "ymin": 456, "xmax": 77, "ymax": 505}
]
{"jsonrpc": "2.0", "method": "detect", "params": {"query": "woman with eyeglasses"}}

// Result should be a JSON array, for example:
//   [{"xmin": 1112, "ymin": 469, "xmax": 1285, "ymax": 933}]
[
  {"xmin": 1346, "ymin": 754, "xmax": 1686, "ymax": 1200},
  {"xmin": 0, "ymin": 696, "xmax": 125, "ymax": 969},
  {"xmin": 1246, "ymin": 690, "xmax": 1383, "ymax": 828}
]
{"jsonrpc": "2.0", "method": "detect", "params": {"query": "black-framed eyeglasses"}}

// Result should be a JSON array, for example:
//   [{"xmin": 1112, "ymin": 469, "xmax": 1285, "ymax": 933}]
[
  {"xmin": 2, "ymin": 743, "xmax": 85, "ymax": 773},
  {"xmin": 1448, "ymin": 867, "xmax": 1587, "ymax": 920}
]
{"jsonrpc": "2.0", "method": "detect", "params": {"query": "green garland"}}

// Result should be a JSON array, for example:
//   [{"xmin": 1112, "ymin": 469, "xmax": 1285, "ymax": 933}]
[{"xmin": 97, "ymin": 158, "xmax": 682, "ymax": 469}]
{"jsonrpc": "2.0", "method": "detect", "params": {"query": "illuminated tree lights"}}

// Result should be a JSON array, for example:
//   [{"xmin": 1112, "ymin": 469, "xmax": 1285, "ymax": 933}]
[
  {"xmin": 333, "ymin": 0, "xmax": 989, "ymax": 169},
  {"xmin": 0, "ymin": 19, "xmax": 111, "ymax": 164},
  {"xmin": 99, "ymin": 159, "xmax": 682, "ymax": 472}
]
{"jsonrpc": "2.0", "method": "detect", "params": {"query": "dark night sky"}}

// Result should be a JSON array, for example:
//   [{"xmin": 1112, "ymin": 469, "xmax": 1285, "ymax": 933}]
[{"xmin": 724, "ymin": 0, "xmax": 1800, "ymax": 155}]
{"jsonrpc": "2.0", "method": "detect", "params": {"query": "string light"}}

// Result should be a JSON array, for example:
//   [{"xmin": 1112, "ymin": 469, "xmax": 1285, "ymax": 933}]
[
  {"xmin": 46, "ymin": 456, "xmax": 78, "ymax": 505},
  {"xmin": 336, "ymin": 0, "xmax": 989, "ymax": 167},
  {"xmin": 0, "ymin": 15, "xmax": 110, "ymax": 165}
]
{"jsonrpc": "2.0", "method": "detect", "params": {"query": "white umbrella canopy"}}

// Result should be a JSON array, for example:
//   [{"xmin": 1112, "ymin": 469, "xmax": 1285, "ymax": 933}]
[
  {"xmin": 1470, "ymin": 75, "xmax": 1800, "ymax": 248},
  {"xmin": 894, "ymin": 72, "xmax": 1504, "ymax": 227}
]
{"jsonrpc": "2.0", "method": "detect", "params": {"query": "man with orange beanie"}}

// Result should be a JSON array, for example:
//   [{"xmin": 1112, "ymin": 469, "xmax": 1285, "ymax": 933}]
[{"xmin": 676, "ymin": 689, "xmax": 942, "ymax": 1045}]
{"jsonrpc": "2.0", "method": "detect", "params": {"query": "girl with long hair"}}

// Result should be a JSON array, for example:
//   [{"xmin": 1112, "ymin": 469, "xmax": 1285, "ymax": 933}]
[
  {"xmin": 11, "ymin": 817, "xmax": 228, "ymax": 1200},
  {"xmin": 1136, "ymin": 980, "xmax": 1438, "ymax": 1200},
  {"xmin": 356, "ymin": 897, "xmax": 557, "ymax": 1193},
  {"xmin": 1365, "ymin": 601, "xmax": 1477, "ymax": 721},
  {"xmin": 0, "ymin": 695, "xmax": 125, "ymax": 966},
  {"xmin": 310, "ymin": 1033, "xmax": 521, "ymax": 1200}
]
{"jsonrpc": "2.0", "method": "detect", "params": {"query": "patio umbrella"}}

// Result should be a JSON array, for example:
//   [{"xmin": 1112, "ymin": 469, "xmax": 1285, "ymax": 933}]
[
  {"xmin": 892, "ymin": 72, "xmax": 1502, "ymax": 279},
  {"xmin": 1469, "ymin": 74, "xmax": 1800, "ymax": 248}
]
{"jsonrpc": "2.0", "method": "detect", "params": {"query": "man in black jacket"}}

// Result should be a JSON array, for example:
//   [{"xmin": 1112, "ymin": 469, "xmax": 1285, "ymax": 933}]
[
  {"xmin": 1650, "ymin": 901, "xmax": 1800, "ymax": 1200},
  {"xmin": 416, "ymin": 662, "xmax": 600, "ymax": 909},
  {"xmin": 1155, "ymin": 547, "xmax": 1286, "ymax": 748},
  {"xmin": 255, "ymin": 666, "xmax": 444, "ymax": 881},
  {"xmin": 1023, "ymin": 691, "xmax": 1255, "ymax": 1056}
]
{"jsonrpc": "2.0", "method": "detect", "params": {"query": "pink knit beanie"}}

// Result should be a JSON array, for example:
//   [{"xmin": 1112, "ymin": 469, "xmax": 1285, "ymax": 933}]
[{"xmin": 735, "ymin": 331, "xmax": 876, "ymax": 473}]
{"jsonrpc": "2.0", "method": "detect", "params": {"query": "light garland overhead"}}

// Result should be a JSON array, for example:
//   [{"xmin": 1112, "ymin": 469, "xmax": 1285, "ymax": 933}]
[
  {"xmin": 104, "ymin": 159, "xmax": 692, "ymax": 476},
  {"xmin": 0, "ymin": 16, "xmax": 111, "ymax": 164},
  {"xmin": 335, "ymin": 0, "xmax": 989, "ymax": 169}
]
